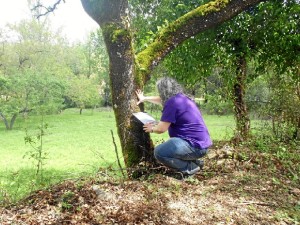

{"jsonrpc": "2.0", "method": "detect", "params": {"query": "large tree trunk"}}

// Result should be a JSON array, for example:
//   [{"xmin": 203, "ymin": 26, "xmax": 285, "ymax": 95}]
[{"xmin": 81, "ymin": 0, "xmax": 154, "ymax": 170}]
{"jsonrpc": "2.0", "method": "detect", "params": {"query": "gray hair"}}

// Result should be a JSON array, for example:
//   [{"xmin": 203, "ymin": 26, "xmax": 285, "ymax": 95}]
[{"xmin": 156, "ymin": 77, "xmax": 183, "ymax": 105}]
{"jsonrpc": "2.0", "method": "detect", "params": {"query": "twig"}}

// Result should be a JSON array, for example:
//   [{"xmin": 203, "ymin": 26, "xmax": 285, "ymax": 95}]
[
  {"xmin": 111, "ymin": 130, "xmax": 126, "ymax": 178},
  {"xmin": 31, "ymin": 0, "xmax": 65, "ymax": 19},
  {"xmin": 90, "ymin": 149, "xmax": 111, "ymax": 165},
  {"xmin": 238, "ymin": 201, "xmax": 276, "ymax": 207}
]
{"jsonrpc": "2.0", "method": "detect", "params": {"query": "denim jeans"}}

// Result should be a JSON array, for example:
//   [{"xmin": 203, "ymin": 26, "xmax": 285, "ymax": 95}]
[{"xmin": 154, "ymin": 137, "xmax": 208, "ymax": 175}]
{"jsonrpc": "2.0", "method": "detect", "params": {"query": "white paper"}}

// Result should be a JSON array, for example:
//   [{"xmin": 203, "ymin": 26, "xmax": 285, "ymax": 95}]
[{"xmin": 133, "ymin": 112, "xmax": 156, "ymax": 124}]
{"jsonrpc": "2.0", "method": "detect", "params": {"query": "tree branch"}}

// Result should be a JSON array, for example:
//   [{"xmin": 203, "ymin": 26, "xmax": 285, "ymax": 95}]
[
  {"xmin": 31, "ymin": 0, "xmax": 66, "ymax": 19},
  {"xmin": 136, "ymin": 0, "xmax": 267, "ymax": 83}
]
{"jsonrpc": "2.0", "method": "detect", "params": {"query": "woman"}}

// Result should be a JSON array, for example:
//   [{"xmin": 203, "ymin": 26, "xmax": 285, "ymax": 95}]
[{"xmin": 136, "ymin": 77, "xmax": 212, "ymax": 176}]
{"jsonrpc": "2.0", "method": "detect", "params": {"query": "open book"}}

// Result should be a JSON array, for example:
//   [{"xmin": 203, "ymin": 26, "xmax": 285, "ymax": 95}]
[{"xmin": 133, "ymin": 112, "xmax": 157, "ymax": 124}]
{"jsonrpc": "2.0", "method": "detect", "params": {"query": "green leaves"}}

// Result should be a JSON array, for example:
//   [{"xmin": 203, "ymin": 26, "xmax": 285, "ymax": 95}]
[
  {"xmin": 0, "ymin": 18, "xmax": 109, "ymax": 129},
  {"xmin": 24, "ymin": 119, "xmax": 49, "ymax": 177},
  {"xmin": 67, "ymin": 75, "xmax": 101, "ymax": 112}
]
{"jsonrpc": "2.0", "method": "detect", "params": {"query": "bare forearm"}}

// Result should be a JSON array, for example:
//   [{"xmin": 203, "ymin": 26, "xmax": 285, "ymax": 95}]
[
  {"xmin": 144, "ymin": 96, "xmax": 161, "ymax": 105},
  {"xmin": 143, "ymin": 121, "xmax": 170, "ymax": 133}
]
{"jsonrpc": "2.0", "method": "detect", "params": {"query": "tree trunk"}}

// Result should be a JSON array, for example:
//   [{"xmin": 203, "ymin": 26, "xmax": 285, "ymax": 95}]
[
  {"xmin": 81, "ymin": 0, "xmax": 155, "ymax": 170},
  {"xmin": 295, "ymin": 80, "xmax": 300, "ymax": 140},
  {"xmin": 0, "ymin": 112, "xmax": 10, "ymax": 130},
  {"xmin": 0, "ymin": 112, "xmax": 17, "ymax": 130},
  {"xmin": 295, "ymin": 117, "xmax": 300, "ymax": 140},
  {"xmin": 232, "ymin": 53, "xmax": 250, "ymax": 142},
  {"xmin": 9, "ymin": 114, "xmax": 18, "ymax": 130}
]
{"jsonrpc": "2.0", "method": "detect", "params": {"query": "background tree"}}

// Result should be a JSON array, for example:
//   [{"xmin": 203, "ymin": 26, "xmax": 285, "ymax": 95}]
[
  {"xmin": 0, "ymin": 20, "xmax": 67, "ymax": 129},
  {"xmin": 212, "ymin": 0, "xmax": 300, "ymax": 142},
  {"xmin": 0, "ymin": 10, "xmax": 109, "ymax": 129},
  {"xmin": 67, "ymin": 75, "xmax": 101, "ymax": 114},
  {"xmin": 86, "ymin": 30, "xmax": 111, "ymax": 106},
  {"xmin": 252, "ymin": 0, "xmax": 300, "ymax": 140}
]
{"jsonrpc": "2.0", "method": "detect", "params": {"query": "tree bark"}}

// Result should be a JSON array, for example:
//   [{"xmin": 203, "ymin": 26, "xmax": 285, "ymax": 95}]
[
  {"xmin": 0, "ymin": 112, "xmax": 17, "ymax": 130},
  {"xmin": 0, "ymin": 112, "xmax": 10, "ymax": 130},
  {"xmin": 9, "ymin": 114, "xmax": 18, "ymax": 130},
  {"xmin": 233, "ymin": 53, "xmax": 250, "ymax": 142},
  {"xmin": 81, "ymin": 0, "xmax": 155, "ymax": 170}
]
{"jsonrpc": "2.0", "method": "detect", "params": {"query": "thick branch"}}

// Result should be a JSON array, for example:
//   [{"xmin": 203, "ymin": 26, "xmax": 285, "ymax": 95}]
[
  {"xmin": 80, "ymin": 0, "xmax": 125, "ymax": 26},
  {"xmin": 136, "ymin": 0, "xmax": 266, "ymax": 82}
]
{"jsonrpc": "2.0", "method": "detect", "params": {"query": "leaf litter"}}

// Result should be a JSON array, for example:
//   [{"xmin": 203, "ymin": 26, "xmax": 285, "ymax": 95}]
[{"xmin": 0, "ymin": 145, "xmax": 299, "ymax": 225}]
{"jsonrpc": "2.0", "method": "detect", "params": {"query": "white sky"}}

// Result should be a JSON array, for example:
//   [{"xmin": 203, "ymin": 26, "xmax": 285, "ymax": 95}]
[{"xmin": 0, "ymin": 0, "xmax": 99, "ymax": 43}]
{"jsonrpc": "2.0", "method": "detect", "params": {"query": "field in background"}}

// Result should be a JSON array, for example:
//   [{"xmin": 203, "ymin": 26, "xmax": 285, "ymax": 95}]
[{"xmin": 0, "ymin": 108, "xmax": 235, "ymax": 203}]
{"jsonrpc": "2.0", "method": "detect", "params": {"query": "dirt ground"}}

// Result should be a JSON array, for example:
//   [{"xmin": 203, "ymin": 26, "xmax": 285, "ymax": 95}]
[{"xmin": 1, "ymin": 145, "xmax": 299, "ymax": 225}]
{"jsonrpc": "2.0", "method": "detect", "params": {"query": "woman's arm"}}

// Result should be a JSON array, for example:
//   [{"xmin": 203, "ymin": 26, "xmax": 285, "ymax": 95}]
[
  {"xmin": 136, "ymin": 89, "xmax": 161, "ymax": 105},
  {"xmin": 143, "ymin": 121, "xmax": 170, "ymax": 134}
]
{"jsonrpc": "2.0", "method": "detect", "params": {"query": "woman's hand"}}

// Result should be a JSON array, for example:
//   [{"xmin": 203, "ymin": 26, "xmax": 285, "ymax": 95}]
[
  {"xmin": 135, "ymin": 89, "xmax": 145, "ymax": 105},
  {"xmin": 143, "ymin": 121, "xmax": 170, "ymax": 134},
  {"xmin": 143, "ymin": 122, "xmax": 154, "ymax": 133}
]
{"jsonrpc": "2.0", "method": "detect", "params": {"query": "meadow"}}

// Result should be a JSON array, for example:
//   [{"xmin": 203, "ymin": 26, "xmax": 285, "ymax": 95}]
[{"xmin": 0, "ymin": 108, "xmax": 235, "ymax": 204}]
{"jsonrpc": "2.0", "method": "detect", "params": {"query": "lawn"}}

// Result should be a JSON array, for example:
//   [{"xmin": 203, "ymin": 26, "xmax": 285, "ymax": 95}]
[{"xmin": 0, "ymin": 108, "xmax": 235, "ymax": 203}]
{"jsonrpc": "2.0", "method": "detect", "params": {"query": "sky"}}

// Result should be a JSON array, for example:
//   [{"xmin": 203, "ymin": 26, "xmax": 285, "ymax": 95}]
[{"xmin": 0, "ymin": 0, "xmax": 99, "ymax": 43}]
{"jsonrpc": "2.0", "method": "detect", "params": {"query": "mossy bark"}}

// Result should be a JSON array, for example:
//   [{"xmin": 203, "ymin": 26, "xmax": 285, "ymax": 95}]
[
  {"xmin": 233, "ymin": 53, "xmax": 250, "ymax": 142},
  {"xmin": 81, "ymin": 0, "xmax": 154, "ymax": 170}
]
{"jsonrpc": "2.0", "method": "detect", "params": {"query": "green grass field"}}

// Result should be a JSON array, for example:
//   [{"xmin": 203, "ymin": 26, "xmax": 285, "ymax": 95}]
[{"xmin": 0, "ymin": 108, "xmax": 234, "ymax": 204}]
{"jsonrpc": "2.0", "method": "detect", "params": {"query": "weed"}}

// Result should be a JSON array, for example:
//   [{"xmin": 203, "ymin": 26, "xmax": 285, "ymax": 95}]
[
  {"xmin": 24, "ymin": 116, "xmax": 49, "ymax": 178},
  {"xmin": 184, "ymin": 176, "xmax": 201, "ymax": 185},
  {"xmin": 60, "ymin": 191, "xmax": 76, "ymax": 212}
]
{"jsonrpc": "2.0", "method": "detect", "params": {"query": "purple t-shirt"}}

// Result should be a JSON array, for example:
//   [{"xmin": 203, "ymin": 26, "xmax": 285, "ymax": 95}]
[{"xmin": 161, "ymin": 93, "xmax": 212, "ymax": 149}]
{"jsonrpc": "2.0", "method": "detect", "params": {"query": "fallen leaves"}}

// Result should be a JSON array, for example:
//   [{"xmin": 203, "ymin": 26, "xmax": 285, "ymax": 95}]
[{"xmin": 0, "ymin": 145, "xmax": 299, "ymax": 224}]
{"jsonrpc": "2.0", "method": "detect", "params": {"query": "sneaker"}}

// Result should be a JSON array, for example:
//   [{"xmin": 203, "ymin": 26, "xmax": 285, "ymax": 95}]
[
  {"xmin": 193, "ymin": 159, "xmax": 204, "ymax": 169},
  {"xmin": 173, "ymin": 172, "xmax": 195, "ymax": 180}
]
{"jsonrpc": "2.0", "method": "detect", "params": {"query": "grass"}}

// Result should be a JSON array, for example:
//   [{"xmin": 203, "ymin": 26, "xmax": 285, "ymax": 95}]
[
  {"xmin": 1, "ymin": 108, "xmax": 120, "ymax": 170},
  {"xmin": 0, "ymin": 108, "xmax": 235, "ymax": 204}
]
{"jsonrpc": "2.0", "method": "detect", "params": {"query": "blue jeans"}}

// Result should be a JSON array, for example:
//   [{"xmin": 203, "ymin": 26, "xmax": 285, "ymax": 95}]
[{"xmin": 154, "ymin": 137, "xmax": 208, "ymax": 175}]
